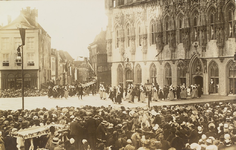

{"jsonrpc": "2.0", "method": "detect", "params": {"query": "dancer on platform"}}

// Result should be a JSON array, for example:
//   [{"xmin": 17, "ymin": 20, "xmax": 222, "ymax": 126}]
[
  {"xmin": 116, "ymin": 85, "xmax": 122, "ymax": 104},
  {"xmin": 140, "ymin": 84, "xmax": 146, "ymax": 103}
]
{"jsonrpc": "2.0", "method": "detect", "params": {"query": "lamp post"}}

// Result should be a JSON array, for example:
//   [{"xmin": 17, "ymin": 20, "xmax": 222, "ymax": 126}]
[{"xmin": 18, "ymin": 28, "xmax": 26, "ymax": 110}]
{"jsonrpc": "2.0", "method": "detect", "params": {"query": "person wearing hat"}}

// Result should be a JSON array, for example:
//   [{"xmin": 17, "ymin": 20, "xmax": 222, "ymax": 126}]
[
  {"xmin": 3, "ymin": 129, "xmax": 17, "ymax": 150},
  {"xmin": 116, "ymin": 85, "xmax": 122, "ymax": 104},
  {"xmin": 131, "ymin": 128, "xmax": 141, "ymax": 149},
  {"xmin": 86, "ymin": 114, "xmax": 97, "ymax": 150},
  {"xmin": 124, "ymin": 139, "xmax": 135, "ymax": 150},
  {"xmin": 69, "ymin": 117, "xmax": 84, "ymax": 150},
  {"xmin": 65, "ymin": 138, "xmax": 76, "ymax": 150},
  {"xmin": 0, "ymin": 131, "xmax": 5, "ymax": 150},
  {"xmin": 96, "ymin": 120, "xmax": 108, "ymax": 143}
]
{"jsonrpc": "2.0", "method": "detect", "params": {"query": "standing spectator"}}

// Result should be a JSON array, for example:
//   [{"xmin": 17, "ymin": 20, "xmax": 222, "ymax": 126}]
[
  {"xmin": 124, "ymin": 139, "xmax": 135, "ymax": 150},
  {"xmin": 77, "ymin": 84, "xmax": 83, "ymax": 100},
  {"xmin": 0, "ymin": 131, "xmax": 5, "ymax": 150},
  {"xmin": 197, "ymin": 84, "xmax": 202, "ymax": 98},
  {"xmin": 163, "ymin": 85, "xmax": 169, "ymax": 100}
]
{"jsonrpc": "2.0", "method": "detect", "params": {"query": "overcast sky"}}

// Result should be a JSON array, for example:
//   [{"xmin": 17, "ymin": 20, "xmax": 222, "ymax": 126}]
[{"xmin": 0, "ymin": 0, "xmax": 108, "ymax": 59}]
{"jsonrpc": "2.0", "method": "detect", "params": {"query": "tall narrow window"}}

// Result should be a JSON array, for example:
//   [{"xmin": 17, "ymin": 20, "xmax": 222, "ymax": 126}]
[
  {"xmin": 2, "ymin": 38, "xmax": 9, "ymax": 51},
  {"xmin": 3, "ymin": 53, "xmax": 9, "ymax": 66},
  {"xmin": 165, "ymin": 63, "xmax": 172, "ymax": 86},
  {"xmin": 116, "ymin": 30, "xmax": 119, "ymax": 48},
  {"xmin": 179, "ymin": 18, "xmax": 183, "ymax": 43},
  {"xmin": 166, "ymin": 19, "xmax": 169, "ymax": 44},
  {"xmin": 150, "ymin": 63, "xmax": 157, "ymax": 84},
  {"xmin": 228, "ymin": 10, "xmax": 233, "ymax": 38},
  {"xmin": 151, "ymin": 22, "xmax": 156, "ymax": 45},
  {"xmin": 210, "ymin": 13, "xmax": 215, "ymax": 39},
  {"xmin": 27, "ymin": 53, "xmax": 34, "ymax": 66},
  {"xmin": 126, "ymin": 24, "xmax": 130, "ymax": 47},
  {"xmin": 193, "ymin": 16, "xmax": 198, "ymax": 41},
  {"xmin": 27, "ymin": 37, "xmax": 34, "ymax": 50},
  {"xmin": 138, "ymin": 25, "xmax": 142, "ymax": 46}
]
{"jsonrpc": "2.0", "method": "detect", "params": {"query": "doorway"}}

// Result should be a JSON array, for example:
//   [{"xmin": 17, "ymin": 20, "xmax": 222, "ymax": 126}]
[{"xmin": 194, "ymin": 76, "xmax": 203, "ymax": 88}]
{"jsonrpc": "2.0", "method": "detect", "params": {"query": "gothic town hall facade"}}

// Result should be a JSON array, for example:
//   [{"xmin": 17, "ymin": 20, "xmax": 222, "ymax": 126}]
[{"xmin": 105, "ymin": 0, "xmax": 236, "ymax": 96}]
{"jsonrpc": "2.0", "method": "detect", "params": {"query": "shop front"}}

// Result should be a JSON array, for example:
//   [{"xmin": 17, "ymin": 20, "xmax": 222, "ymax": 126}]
[{"xmin": 1, "ymin": 70, "xmax": 38, "ymax": 90}]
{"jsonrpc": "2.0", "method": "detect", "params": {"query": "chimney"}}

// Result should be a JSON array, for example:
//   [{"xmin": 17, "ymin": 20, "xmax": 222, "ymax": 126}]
[
  {"xmin": 7, "ymin": 15, "xmax": 11, "ymax": 24},
  {"xmin": 31, "ymin": 8, "xmax": 38, "ymax": 26}
]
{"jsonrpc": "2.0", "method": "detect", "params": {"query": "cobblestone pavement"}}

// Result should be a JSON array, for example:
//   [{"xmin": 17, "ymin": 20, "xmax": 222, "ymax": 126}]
[{"xmin": 0, "ymin": 94, "xmax": 235, "ymax": 110}]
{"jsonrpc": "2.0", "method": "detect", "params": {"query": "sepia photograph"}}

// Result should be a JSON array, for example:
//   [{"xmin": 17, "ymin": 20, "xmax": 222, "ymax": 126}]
[{"xmin": 0, "ymin": 0, "xmax": 236, "ymax": 150}]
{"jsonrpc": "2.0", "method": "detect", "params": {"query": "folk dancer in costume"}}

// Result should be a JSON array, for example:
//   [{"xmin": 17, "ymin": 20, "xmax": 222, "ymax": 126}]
[
  {"xmin": 180, "ymin": 86, "xmax": 187, "ymax": 100},
  {"xmin": 167, "ymin": 85, "xmax": 175, "ymax": 101},
  {"xmin": 152, "ymin": 86, "xmax": 159, "ymax": 101},
  {"xmin": 116, "ymin": 85, "xmax": 122, "ymax": 104},
  {"xmin": 130, "ymin": 84, "xmax": 135, "ymax": 103},
  {"xmin": 126, "ymin": 84, "xmax": 131, "ymax": 101},
  {"xmin": 140, "ymin": 84, "xmax": 146, "ymax": 103},
  {"xmin": 108, "ymin": 86, "xmax": 114, "ymax": 102},
  {"xmin": 102, "ymin": 85, "xmax": 107, "ymax": 100},
  {"xmin": 77, "ymin": 84, "xmax": 83, "ymax": 100},
  {"xmin": 209, "ymin": 78, "xmax": 214, "ymax": 94},
  {"xmin": 64, "ymin": 85, "xmax": 69, "ymax": 99},
  {"xmin": 99, "ymin": 84, "xmax": 104, "ymax": 100},
  {"xmin": 158, "ymin": 88, "xmax": 164, "ymax": 101}
]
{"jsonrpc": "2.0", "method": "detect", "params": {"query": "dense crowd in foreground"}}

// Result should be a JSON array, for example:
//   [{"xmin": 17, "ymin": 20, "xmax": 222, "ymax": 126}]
[
  {"xmin": 0, "ymin": 101, "xmax": 236, "ymax": 150},
  {"xmin": 0, "ymin": 88, "xmax": 48, "ymax": 98}
]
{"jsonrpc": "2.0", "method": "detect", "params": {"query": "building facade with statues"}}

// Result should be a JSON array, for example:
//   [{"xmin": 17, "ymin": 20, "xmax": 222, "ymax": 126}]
[{"xmin": 105, "ymin": 0, "xmax": 236, "ymax": 96}]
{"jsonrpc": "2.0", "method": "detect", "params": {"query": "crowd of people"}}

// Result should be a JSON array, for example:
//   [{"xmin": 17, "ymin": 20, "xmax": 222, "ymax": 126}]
[
  {"xmin": 0, "ymin": 88, "xmax": 48, "ymax": 98},
  {"xmin": 99, "ymin": 82, "xmax": 203, "ymax": 105},
  {"xmin": 47, "ymin": 83, "xmax": 97, "ymax": 100},
  {"xmin": 0, "ymin": 100, "xmax": 236, "ymax": 150}
]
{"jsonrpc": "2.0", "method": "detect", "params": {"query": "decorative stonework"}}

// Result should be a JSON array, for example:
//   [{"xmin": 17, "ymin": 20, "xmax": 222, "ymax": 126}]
[
  {"xmin": 106, "ymin": 39, "xmax": 112, "ymax": 56},
  {"xmin": 141, "ymin": 34, "xmax": 148, "ymax": 54}
]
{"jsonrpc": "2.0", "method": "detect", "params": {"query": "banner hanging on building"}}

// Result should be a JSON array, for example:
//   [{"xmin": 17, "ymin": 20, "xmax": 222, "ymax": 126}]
[{"xmin": 19, "ymin": 28, "xmax": 25, "ymax": 45}]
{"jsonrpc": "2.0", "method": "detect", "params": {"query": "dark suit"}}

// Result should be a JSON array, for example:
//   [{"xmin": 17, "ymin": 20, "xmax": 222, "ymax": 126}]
[
  {"xmin": 86, "ymin": 117, "xmax": 97, "ymax": 149},
  {"xmin": 70, "ymin": 121, "xmax": 84, "ymax": 150}
]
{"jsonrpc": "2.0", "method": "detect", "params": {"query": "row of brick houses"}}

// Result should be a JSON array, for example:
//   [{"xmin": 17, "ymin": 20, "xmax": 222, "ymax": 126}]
[{"xmin": 0, "ymin": 7, "xmax": 91, "ymax": 90}]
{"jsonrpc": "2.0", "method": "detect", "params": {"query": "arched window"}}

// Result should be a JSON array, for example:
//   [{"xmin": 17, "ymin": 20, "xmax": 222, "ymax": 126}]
[
  {"xmin": 165, "ymin": 63, "xmax": 172, "ymax": 86},
  {"xmin": 116, "ymin": 29, "xmax": 119, "ymax": 48},
  {"xmin": 117, "ymin": 64, "xmax": 123, "ymax": 84},
  {"xmin": 150, "ymin": 20, "xmax": 156, "ymax": 45},
  {"xmin": 193, "ymin": 16, "xmax": 198, "ymax": 41},
  {"xmin": 177, "ymin": 62, "xmax": 186, "ymax": 85},
  {"xmin": 209, "ymin": 61, "xmax": 219, "ymax": 93},
  {"xmin": 228, "ymin": 61, "xmax": 236, "ymax": 94},
  {"xmin": 126, "ymin": 24, "xmax": 130, "ymax": 47},
  {"xmin": 137, "ymin": 23, "xmax": 142, "ymax": 46},
  {"xmin": 191, "ymin": 10, "xmax": 199, "ymax": 42},
  {"xmin": 179, "ymin": 16, "xmax": 183, "ymax": 43},
  {"xmin": 165, "ymin": 16, "xmax": 169, "ymax": 44},
  {"xmin": 135, "ymin": 64, "xmax": 142, "ymax": 84},
  {"xmin": 208, "ymin": 7, "xmax": 216, "ymax": 40},
  {"xmin": 150, "ymin": 63, "xmax": 157, "ymax": 84},
  {"xmin": 126, "ymin": 70, "xmax": 132, "ymax": 80},
  {"xmin": 228, "ymin": 8, "xmax": 234, "ymax": 38}
]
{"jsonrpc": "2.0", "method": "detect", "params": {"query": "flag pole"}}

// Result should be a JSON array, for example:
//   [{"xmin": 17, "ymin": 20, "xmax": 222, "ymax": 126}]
[
  {"xmin": 19, "ymin": 28, "xmax": 25, "ymax": 110},
  {"xmin": 22, "ymin": 45, "xmax": 24, "ymax": 110}
]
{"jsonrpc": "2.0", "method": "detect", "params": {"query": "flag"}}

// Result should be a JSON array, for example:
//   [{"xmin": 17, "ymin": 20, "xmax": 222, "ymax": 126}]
[{"xmin": 19, "ymin": 28, "xmax": 25, "ymax": 45}]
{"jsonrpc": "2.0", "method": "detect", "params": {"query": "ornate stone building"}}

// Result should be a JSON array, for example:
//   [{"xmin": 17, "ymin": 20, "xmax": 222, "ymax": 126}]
[{"xmin": 105, "ymin": 0, "xmax": 236, "ymax": 95}]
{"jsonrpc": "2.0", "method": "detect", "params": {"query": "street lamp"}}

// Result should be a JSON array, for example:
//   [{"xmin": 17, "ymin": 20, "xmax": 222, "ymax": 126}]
[{"xmin": 18, "ymin": 28, "xmax": 26, "ymax": 110}]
